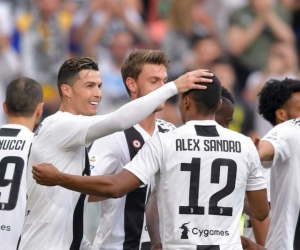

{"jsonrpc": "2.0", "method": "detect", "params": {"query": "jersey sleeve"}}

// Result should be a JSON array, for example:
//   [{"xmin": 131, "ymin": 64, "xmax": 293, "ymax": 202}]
[
  {"xmin": 89, "ymin": 133, "xmax": 121, "ymax": 176},
  {"xmin": 124, "ymin": 133, "xmax": 163, "ymax": 185},
  {"xmin": 246, "ymin": 139, "xmax": 267, "ymax": 191},
  {"xmin": 51, "ymin": 113, "xmax": 104, "ymax": 150},
  {"xmin": 261, "ymin": 123, "xmax": 294, "ymax": 167},
  {"xmin": 85, "ymin": 82, "xmax": 177, "ymax": 145}
]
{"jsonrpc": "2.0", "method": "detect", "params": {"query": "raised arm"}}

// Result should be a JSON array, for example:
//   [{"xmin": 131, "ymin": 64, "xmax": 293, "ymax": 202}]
[{"xmin": 86, "ymin": 70, "xmax": 213, "ymax": 144}]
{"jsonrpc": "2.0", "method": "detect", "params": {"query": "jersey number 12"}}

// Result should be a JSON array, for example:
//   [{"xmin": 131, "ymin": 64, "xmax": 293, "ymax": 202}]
[{"xmin": 179, "ymin": 157, "xmax": 237, "ymax": 216}]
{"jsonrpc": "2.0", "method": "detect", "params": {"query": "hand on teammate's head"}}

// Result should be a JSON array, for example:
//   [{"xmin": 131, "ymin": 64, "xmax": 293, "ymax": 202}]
[{"xmin": 174, "ymin": 69, "xmax": 213, "ymax": 93}]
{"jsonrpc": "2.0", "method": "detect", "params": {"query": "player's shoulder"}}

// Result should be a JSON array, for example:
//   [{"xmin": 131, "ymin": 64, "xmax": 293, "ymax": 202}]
[
  {"xmin": 156, "ymin": 119, "xmax": 176, "ymax": 133},
  {"xmin": 216, "ymin": 126, "xmax": 255, "ymax": 150}
]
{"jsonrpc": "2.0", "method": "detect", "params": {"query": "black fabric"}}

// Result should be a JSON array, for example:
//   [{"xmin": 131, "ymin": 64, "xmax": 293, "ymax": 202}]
[
  {"xmin": 0, "ymin": 128, "xmax": 21, "ymax": 137},
  {"xmin": 123, "ymin": 127, "xmax": 147, "ymax": 250},
  {"xmin": 294, "ymin": 209, "xmax": 300, "ymax": 249},
  {"xmin": 69, "ymin": 148, "xmax": 90, "ymax": 250},
  {"xmin": 196, "ymin": 245, "xmax": 220, "ymax": 250},
  {"xmin": 195, "ymin": 125, "xmax": 219, "ymax": 137}
]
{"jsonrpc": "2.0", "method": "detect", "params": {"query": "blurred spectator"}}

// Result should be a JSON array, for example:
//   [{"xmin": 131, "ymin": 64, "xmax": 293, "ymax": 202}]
[
  {"xmin": 98, "ymin": 31, "xmax": 133, "ymax": 113},
  {"xmin": 228, "ymin": 0, "xmax": 294, "ymax": 89},
  {"xmin": 13, "ymin": 0, "xmax": 71, "ymax": 86},
  {"xmin": 185, "ymin": 37, "xmax": 223, "ymax": 71},
  {"xmin": 162, "ymin": 0, "xmax": 218, "ymax": 80},
  {"xmin": 244, "ymin": 42, "xmax": 300, "ymax": 137},
  {"xmin": 13, "ymin": 0, "xmax": 72, "ymax": 118},
  {"xmin": 210, "ymin": 57, "xmax": 256, "ymax": 138},
  {"xmin": 202, "ymin": 0, "xmax": 247, "ymax": 47},
  {"xmin": 72, "ymin": 0, "xmax": 151, "ymax": 59},
  {"xmin": 0, "ymin": 0, "xmax": 20, "ymax": 125},
  {"xmin": 144, "ymin": 0, "xmax": 170, "ymax": 46}
]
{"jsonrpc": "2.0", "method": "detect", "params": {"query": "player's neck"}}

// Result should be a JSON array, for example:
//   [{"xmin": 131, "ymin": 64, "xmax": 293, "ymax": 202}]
[
  {"xmin": 7, "ymin": 116, "xmax": 35, "ymax": 131},
  {"xmin": 185, "ymin": 113, "xmax": 215, "ymax": 123},
  {"xmin": 59, "ymin": 103, "xmax": 75, "ymax": 115},
  {"xmin": 139, "ymin": 113, "xmax": 156, "ymax": 136}
]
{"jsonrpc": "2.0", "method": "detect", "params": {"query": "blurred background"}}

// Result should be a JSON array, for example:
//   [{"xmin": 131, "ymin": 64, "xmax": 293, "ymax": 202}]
[
  {"xmin": 1, "ymin": 0, "xmax": 300, "ymax": 137},
  {"xmin": 0, "ymin": 0, "xmax": 299, "ymax": 241}
]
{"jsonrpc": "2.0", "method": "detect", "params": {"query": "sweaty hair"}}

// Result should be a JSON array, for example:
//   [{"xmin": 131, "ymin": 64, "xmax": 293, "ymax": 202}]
[
  {"xmin": 121, "ymin": 50, "xmax": 170, "ymax": 96},
  {"xmin": 221, "ymin": 86, "xmax": 234, "ymax": 105},
  {"xmin": 182, "ymin": 73, "xmax": 222, "ymax": 115},
  {"xmin": 258, "ymin": 78, "xmax": 300, "ymax": 126},
  {"xmin": 57, "ymin": 57, "xmax": 99, "ymax": 98},
  {"xmin": 5, "ymin": 77, "xmax": 43, "ymax": 117}
]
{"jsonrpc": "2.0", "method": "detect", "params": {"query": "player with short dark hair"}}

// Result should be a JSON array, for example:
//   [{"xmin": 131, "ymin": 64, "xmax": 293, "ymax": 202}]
[
  {"xmin": 88, "ymin": 50, "xmax": 175, "ymax": 250},
  {"xmin": 32, "ymin": 75, "xmax": 269, "ymax": 249},
  {"xmin": 18, "ymin": 56, "xmax": 213, "ymax": 250},
  {"xmin": 0, "ymin": 77, "xmax": 43, "ymax": 250},
  {"xmin": 257, "ymin": 78, "xmax": 300, "ymax": 250}
]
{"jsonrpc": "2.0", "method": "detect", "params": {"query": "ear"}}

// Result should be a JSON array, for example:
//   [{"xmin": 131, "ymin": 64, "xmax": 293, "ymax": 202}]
[
  {"xmin": 3, "ymin": 101, "xmax": 8, "ymax": 115},
  {"xmin": 36, "ymin": 102, "xmax": 44, "ymax": 120},
  {"xmin": 125, "ymin": 77, "xmax": 137, "ymax": 96},
  {"xmin": 183, "ymin": 95, "xmax": 191, "ymax": 109},
  {"xmin": 216, "ymin": 98, "xmax": 222, "ymax": 112},
  {"xmin": 275, "ymin": 108, "xmax": 287, "ymax": 123},
  {"xmin": 61, "ymin": 84, "xmax": 72, "ymax": 98}
]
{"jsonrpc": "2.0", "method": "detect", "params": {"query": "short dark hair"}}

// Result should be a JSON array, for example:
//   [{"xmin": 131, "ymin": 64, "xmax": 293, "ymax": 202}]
[
  {"xmin": 182, "ymin": 73, "xmax": 222, "ymax": 115},
  {"xmin": 5, "ymin": 77, "xmax": 43, "ymax": 117},
  {"xmin": 221, "ymin": 86, "xmax": 234, "ymax": 105},
  {"xmin": 121, "ymin": 50, "xmax": 170, "ymax": 96},
  {"xmin": 57, "ymin": 57, "xmax": 99, "ymax": 98},
  {"xmin": 258, "ymin": 78, "xmax": 300, "ymax": 126}
]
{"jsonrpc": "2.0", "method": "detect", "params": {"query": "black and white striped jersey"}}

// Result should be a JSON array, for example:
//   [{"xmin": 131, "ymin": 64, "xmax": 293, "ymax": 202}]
[
  {"xmin": 124, "ymin": 120, "xmax": 266, "ymax": 250},
  {"xmin": 0, "ymin": 124, "xmax": 33, "ymax": 250},
  {"xmin": 89, "ymin": 119, "xmax": 175, "ymax": 250}
]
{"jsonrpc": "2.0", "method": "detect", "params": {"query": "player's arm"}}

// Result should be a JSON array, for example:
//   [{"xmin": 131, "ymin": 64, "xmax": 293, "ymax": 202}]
[
  {"xmin": 250, "ymin": 216, "xmax": 270, "ymax": 246},
  {"xmin": 246, "ymin": 140, "xmax": 269, "ymax": 221},
  {"xmin": 85, "ymin": 70, "xmax": 213, "ymax": 144},
  {"xmin": 245, "ymin": 189, "xmax": 268, "ymax": 221},
  {"xmin": 241, "ymin": 236, "xmax": 267, "ymax": 250},
  {"xmin": 257, "ymin": 140, "xmax": 274, "ymax": 162},
  {"xmin": 33, "ymin": 133, "xmax": 163, "ymax": 197},
  {"xmin": 87, "ymin": 134, "xmax": 122, "ymax": 202},
  {"xmin": 33, "ymin": 165, "xmax": 143, "ymax": 198},
  {"xmin": 244, "ymin": 195, "xmax": 270, "ymax": 246},
  {"xmin": 145, "ymin": 188, "xmax": 162, "ymax": 250}
]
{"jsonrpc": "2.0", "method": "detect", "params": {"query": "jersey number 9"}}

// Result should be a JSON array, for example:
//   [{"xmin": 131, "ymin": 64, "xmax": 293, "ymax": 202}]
[{"xmin": 0, "ymin": 156, "xmax": 25, "ymax": 210}]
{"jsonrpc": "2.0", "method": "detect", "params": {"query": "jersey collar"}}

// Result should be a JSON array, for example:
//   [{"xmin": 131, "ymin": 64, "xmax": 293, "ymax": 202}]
[{"xmin": 185, "ymin": 120, "xmax": 219, "ymax": 126}]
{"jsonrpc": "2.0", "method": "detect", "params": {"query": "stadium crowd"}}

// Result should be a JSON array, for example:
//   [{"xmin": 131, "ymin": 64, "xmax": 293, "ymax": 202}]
[{"xmin": 0, "ymin": 0, "xmax": 300, "ymax": 249}]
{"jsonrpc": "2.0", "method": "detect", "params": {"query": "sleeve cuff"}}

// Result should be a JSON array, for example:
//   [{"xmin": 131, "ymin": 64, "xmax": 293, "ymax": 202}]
[
  {"xmin": 124, "ymin": 164, "xmax": 150, "ymax": 186},
  {"xmin": 246, "ymin": 182, "xmax": 267, "ymax": 191}
]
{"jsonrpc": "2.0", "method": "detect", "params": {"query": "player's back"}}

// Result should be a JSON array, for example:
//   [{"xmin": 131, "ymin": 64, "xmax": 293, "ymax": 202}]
[
  {"xmin": 0, "ymin": 124, "xmax": 33, "ymax": 250},
  {"xmin": 155, "ymin": 120, "xmax": 266, "ymax": 250},
  {"xmin": 19, "ymin": 112, "xmax": 90, "ymax": 250},
  {"xmin": 262, "ymin": 119, "xmax": 300, "ymax": 250},
  {"xmin": 91, "ymin": 119, "xmax": 175, "ymax": 250}
]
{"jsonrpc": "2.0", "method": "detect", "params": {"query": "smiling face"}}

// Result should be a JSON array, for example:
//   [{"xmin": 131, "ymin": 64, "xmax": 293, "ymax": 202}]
[
  {"xmin": 67, "ymin": 70, "xmax": 102, "ymax": 116},
  {"xmin": 134, "ymin": 63, "xmax": 168, "ymax": 112}
]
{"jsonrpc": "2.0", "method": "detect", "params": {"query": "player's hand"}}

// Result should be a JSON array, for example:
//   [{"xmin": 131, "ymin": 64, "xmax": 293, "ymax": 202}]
[
  {"xmin": 150, "ymin": 243, "xmax": 163, "ymax": 250},
  {"xmin": 253, "ymin": 136, "xmax": 260, "ymax": 150},
  {"xmin": 32, "ymin": 163, "xmax": 60, "ymax": 186},
  {"xmin": 241, "ymin": 236, "xmax": 267, "ymax": 250},
  {"xmin": 173, "ymin": 69, "xmax": 213, "ymax": 93}
]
